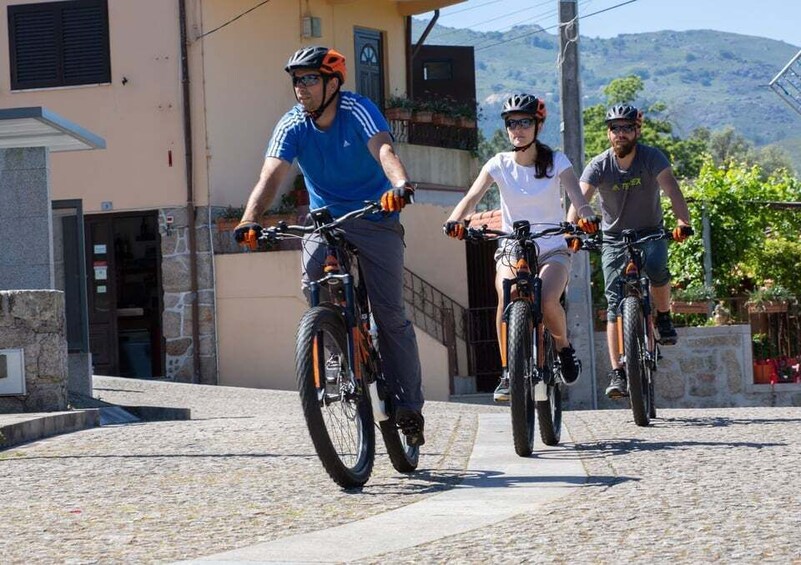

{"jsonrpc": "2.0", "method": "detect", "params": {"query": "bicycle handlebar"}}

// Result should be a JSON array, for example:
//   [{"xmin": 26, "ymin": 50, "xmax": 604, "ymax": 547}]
[
  {"xmin": 463, "ymin": 221, "xmax": 582, "ymax": 243},
  {"xmin": 243, "ymin": 201, "xmax": 384, "ymax": 249}
]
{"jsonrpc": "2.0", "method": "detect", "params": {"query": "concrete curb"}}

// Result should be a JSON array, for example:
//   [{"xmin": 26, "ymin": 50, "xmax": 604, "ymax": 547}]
[
  {"xmin": 0, "ymin": 409, "xmax": 100, "ymax": 450},
  {"xmin": 183, "ymin": 412, "xmax": 587, "ymax": 563}
]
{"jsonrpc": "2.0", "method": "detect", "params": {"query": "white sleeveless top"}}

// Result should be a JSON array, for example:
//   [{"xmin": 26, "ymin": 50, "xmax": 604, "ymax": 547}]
[{"xmin": 485, "ymin": 150, "xmax": 572, "ymax": 255}]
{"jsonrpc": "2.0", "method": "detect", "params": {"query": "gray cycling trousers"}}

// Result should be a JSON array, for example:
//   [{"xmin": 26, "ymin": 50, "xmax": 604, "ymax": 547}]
[{"xmin": 300, "ymin": 215, "xmax": 424, "ymax": 412}]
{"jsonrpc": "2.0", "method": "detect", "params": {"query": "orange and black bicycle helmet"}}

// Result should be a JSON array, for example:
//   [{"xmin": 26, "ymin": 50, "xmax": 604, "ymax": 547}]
[
  {"xmin": 285, "ymin": 46, "xmax": 347, "ymax": 84},
  {"xmin": 605, "ymin": 104, "xmax": 643, "ymax": 127},
  {"xmin": 285, "ymin": 46, "xmax": 347, "ymax": 119}
]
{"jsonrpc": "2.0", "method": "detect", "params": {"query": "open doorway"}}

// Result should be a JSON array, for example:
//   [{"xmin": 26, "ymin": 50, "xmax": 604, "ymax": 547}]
[{"xmin": 85, "ymin": 212, "xmax": 163, "ymax": 378}]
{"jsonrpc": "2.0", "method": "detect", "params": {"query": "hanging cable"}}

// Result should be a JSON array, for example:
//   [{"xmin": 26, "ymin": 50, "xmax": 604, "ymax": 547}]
[{"xmin": 196, "ymin": 0, "xmax": 273, "ymax": 40}]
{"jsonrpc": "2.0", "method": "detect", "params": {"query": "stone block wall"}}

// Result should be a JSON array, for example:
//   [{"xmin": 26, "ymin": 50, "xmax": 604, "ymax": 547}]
[
  {"xmin": 0, "ymin": 290, "xmax": 68, "ymax": 413},
  {"xmin": 159, "ymin": 207, "xmax": 217, "ymax": 384},
  {"xmin": 590, "ymin": 324, "xmax": 801, "ymax": 409}
]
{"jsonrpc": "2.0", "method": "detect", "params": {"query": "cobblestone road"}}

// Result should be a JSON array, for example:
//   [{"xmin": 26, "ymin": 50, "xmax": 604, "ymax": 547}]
[{"xmin": 1, "ymin": 377, "xmax": 799, "ymax": 563}]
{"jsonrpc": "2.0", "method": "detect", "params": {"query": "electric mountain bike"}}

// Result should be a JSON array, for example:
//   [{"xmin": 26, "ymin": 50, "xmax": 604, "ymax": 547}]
[
  {"xmin": 465, "ymin": 220, "xmax": 581, "ymax": 457},
  {"xmin": 245, "ymin": 202, "xmax": 418, "ymax": 488},
  {"xmin": 581, "ymin": 228, "xmax": 691, "ymax": 427}
]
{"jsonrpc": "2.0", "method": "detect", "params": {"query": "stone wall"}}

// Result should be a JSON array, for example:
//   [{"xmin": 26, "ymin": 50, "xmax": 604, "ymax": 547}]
[
  {"xmin": 590, "ymin": 324, "xmax": 801, "ymax": 409},
  {"xmin": 0, "ymin": 290, "xmax": 68, "ymax": 412},
  {"xmin": 159, "ymin": 207, "xmax": 217, "ymax": 384}
]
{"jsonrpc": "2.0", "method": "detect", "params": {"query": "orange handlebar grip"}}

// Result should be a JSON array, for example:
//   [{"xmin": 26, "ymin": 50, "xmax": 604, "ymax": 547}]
[{"xmin": 245, "ymin": 229, "xmax": 258, "ymax": 251}]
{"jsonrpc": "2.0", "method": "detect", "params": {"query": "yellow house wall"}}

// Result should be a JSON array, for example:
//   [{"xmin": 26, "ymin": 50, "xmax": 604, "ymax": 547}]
[
  {"xmin": 0, "ymin": 0, "xmax": 191, "ymax": 212},
  {"xmin": 199, "ymin": 0, "xmax": 407, "ymax": 210},
  {"xmin": 215, "ymin": 249, "xmax": 451, "ymax": 401}
]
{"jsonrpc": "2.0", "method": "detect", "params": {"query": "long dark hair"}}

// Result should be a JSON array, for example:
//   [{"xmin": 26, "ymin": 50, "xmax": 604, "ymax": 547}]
[{"xmin": 533, "ymin": 137, "xmax": 554, "ymax": 179}]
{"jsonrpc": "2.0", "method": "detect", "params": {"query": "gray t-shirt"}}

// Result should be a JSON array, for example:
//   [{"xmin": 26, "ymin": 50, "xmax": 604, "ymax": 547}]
[{"xmin": 580, "ymin": 144, "xmax": 670, "ymax": 234}]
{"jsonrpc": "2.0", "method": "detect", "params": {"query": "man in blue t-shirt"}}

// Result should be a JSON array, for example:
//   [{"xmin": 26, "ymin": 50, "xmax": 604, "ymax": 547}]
[
  {"xmin": 234, "ymin": 46, "xmax": 425, "ymax": 445},
  {"xmin": 568, "ymin": 104, "xmax": 692, "ymax": 400}
]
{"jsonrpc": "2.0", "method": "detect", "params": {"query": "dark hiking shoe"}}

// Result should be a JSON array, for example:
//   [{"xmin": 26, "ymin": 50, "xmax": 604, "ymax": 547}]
[
  {"xmin": 656, "ymin": 310, "xmax": 678, "ymax": 345},
  {"xmin": 558, "ymin": 345, "xmax": 581, "ymax": 385},
  {"xmin": 395, "ymin": 407, "xmax": 425, "ymax": 447},
  {"xmin": 605, "ymin": 368, "xmax": 628, "ymax": 399},
  {"xmin": 493, "ymin": 372, "xmax": 510, "ymax": 403}
]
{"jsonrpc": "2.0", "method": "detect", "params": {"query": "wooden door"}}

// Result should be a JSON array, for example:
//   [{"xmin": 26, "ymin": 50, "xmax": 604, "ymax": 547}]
[
  {"xmin": 85, "ymin": 215, "xmax": 118, "ymax": 374},
  {"xmin": 354, "ymin": 28, "xmax": 384, "ymax": 109}
]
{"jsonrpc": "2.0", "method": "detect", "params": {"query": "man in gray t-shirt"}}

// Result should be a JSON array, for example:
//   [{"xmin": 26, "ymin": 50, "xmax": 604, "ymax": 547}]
[{"xmin": 568, "ymin": 104, "xmax": 692, "ymax": 400}]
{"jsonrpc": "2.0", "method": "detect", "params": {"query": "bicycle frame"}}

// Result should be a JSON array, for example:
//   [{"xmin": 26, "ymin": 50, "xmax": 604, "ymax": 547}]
[{"xmin": 613, "ymin": 231, "xmax": 659, "ymax": 370}]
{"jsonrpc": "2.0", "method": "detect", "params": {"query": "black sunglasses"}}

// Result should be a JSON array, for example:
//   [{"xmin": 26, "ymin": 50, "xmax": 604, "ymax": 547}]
[
  {"xmin": 292, "ymin": 74, "xmax": 322, "ymax": 87},
  {"xmin": 505, "ymin": 118, "xmax": 534, "ymax": 130},
  {"xmin": 609, "ymin": 124, "xmax": 636, "ymax": 134}
]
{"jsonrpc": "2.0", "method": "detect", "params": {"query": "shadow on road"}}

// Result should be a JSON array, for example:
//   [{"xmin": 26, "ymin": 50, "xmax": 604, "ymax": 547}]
[{"xmin": 655, "ymin": 415, "xmax": 801, "ymax": 427}]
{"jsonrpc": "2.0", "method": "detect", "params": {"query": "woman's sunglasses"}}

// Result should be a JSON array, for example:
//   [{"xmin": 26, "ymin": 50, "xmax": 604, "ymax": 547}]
[
  {"xmin": 505, "ymin": 118, "xmax": 534, "ymax": 130},
  {"xmin": 291, "ymin": 74, "xmax": 322, "ymax": 87}
]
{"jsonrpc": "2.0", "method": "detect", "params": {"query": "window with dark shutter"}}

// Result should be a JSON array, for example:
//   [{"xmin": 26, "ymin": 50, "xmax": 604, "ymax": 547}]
[{"xmin": 8, "ymin": 0, "xmax": 110, "ymax": 90}]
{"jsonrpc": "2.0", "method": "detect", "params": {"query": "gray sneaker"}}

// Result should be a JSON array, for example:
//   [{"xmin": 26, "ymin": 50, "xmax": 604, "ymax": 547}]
[
  {"xmin": 605, "ymin": 368, "xmax": 628, "ymax": 399},
  {"xmin": 493, "ymin": 372, "xmax": 510, "ymax": 403}
]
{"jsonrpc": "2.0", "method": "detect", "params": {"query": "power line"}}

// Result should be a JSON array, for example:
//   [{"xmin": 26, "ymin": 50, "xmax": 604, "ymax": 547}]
[
  {"xmin": 476, "ymin": 0, "xmax": 638, "ymax": 51},
  {"xmin": 196, "ymin": 0, "xmax": 273, "ymax": 40},
  {"xmin": 432, "ymin": 0, "xmax": 554, "ymax": 42},
  {"xmin": 440, "ymin": 0, "xmax": 507, "ymax": 17}
]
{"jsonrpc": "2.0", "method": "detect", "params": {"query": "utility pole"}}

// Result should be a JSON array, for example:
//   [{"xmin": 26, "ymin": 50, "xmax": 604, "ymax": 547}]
[{"xmin": 558, "ymin": 0, "xmax": 597, "ymax": 409}]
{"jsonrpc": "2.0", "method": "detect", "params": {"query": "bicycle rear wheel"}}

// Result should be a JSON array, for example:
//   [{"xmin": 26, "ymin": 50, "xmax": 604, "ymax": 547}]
[
  {"xmin": 296, "ymin": 306, "xmax": 375, "ymax": 488},
  {"xmin": 536, "ymin": 330, "xmax": 562, "ymax": 446},
  {"xmin": 622, "ymin": 296, "xmax": 651, "ymax": 426},
  {"xmin": 508, "ymin": 300, "xmax": 536, "ymax": 457}
]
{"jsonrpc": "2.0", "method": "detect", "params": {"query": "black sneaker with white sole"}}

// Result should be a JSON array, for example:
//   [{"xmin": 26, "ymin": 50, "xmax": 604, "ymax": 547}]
[
  {"xmin": 656, "ymin": 310, "xmax": 677, "ymax": 345},
  {"xmin": 493, "ymin": 372, "xmax": 510, "ymax": 403},
  {"xmin": 557, "ymin": 345, "xmax": 581, "ymax": 384},
  {"xmin": 395, "ymin": 407, "xmax": 425, "ymax": 447}
]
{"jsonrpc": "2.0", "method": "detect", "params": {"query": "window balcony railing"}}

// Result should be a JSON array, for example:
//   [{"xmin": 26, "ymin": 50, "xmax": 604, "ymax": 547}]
[{"xmin": 389, "ymin": 119, "xmax": 478, "ymax": 152}]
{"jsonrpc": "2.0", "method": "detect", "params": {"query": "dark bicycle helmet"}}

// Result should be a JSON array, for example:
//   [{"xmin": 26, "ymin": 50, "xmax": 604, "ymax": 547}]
[
  {"xmin": 501, "ymin": 93, "xmax": 546, "ymax": 121},
  {"xmin": 285, "ymin": 45, "xmax": 347, "ymax": 84},
  {"xmin": 605, "ymin": 104, "xmax": 643, "ymax": 127}
]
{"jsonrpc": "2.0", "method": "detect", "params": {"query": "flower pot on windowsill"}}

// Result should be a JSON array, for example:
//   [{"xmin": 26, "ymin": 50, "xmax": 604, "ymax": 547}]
[
  {"xmin": 432, "ymin": 113, "xmax": 456, "ymax": 126},
  {"xmin": 748, "ymin": 301, "xmax": 788, "ymax": 314},
  {"xmin": 412, "ymin": 110, "xmax": 433, "ymax": 123},
  {"xmin": 456, "ymin": 116, "xmax": 476, "ymax": 128},
  {"xmin": 671, "ymin": 301, "xmax": 710, "ymax": 315},
  {"xmin": 386, "ymin": 107, "xmax": 412, "ymax": 121}
]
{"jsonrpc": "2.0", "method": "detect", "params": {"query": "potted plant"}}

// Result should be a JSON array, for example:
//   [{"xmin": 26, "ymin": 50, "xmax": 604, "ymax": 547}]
[
  {"xmin": 752, "ymin": 333, "xmax": 778, "ymax": 384},
  {"xmin": 671, "ymin": 284, "xmax": 715, "ymax": 314},
  {"xmin": 384, "ymin": 94, "xmax": 413, "ymax": 121},
  {"xmin": 411, "ymin": 99, "xmax": 433, "ymax": 123},
  {"xmin": 430, "ymin": 96, "xmax": 457, "ymax": 126},
  {"xmin": 746, "ymin": 282, "xmax": 794, "ymax": 314},
  {"xmin": 454, "ymin": 100, "xmax": 480, "ymax": 128}
]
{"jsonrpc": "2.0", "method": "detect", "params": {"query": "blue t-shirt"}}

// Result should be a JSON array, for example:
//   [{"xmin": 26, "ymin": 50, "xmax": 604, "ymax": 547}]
[{"xmin": 266, "ymin": 91, "xmax": 392, "ymax": 217}]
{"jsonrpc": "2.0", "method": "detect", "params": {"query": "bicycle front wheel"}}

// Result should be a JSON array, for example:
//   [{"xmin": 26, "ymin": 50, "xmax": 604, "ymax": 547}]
[
  {"xmin": 536, "ymin": 330, "xmax": 562, "ymax": 446},
  {"xmin": 296, "ymin": 306, "xmax": 375, "ymax": 488},
  {"xmin": 622, "ymin": 296, "xmax": 651, "ymax": 427},
  {"xmin": 508, "ymin": 300, "xmax": 536, "ymax": 457}
]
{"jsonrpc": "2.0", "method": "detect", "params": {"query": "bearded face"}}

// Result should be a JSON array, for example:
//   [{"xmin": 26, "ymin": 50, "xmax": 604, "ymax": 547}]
[{"xmin": 607, "ymin": 121, "xmax": 638, "ymax": 158}]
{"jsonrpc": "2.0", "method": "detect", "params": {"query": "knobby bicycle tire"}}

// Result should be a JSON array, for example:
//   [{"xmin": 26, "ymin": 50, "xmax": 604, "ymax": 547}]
[
  {"xmin": 536, "ymin": 330, "xmax": 562, "ymax": 446},
  {"xmin": 379, "ymin": 398, "xmax": 419, "ymax": 473},
  {"xmin": 508, "ymin": 300, "xmax": 536, "ymax": 457},
  {"xmin": 296, "ymin": 306, "xmax": 376, "ymax": 488},
  {"xmin": 622, "ymin": 296, "xmax": 651, "ymax": 426}
]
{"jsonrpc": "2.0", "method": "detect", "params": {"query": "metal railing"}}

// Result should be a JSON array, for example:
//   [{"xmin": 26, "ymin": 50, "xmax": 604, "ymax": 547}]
[
  {"xmin": 389, "ymin": 119, "xmax": 478, "ymax": 152},
  {"xmin": 403, "ymin": 268, "xmax": 467, "ymax": 380}
]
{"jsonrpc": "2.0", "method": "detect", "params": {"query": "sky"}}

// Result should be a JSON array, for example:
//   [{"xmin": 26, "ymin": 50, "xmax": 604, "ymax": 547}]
[{"xmin": 423, "ymin": 0, "xmax": 800, "ymax": 47}]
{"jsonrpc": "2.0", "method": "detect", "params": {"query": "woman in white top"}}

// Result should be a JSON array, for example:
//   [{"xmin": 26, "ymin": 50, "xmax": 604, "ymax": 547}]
[{"xmin": 443, "ymin": 93, "xmax": 598, "ymax": 401}]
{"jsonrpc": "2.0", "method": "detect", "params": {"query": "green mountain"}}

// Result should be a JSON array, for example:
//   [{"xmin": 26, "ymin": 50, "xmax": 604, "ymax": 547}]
[{"xmin": 413, "ymin": 20, "xmax": 801, "ymax": 165}]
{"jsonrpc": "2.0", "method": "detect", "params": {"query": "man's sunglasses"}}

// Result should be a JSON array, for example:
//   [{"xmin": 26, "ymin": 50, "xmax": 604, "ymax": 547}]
[
  {"xmin": 291, "ymin": 74, "xmax": 322, "ymax": 87},
  {"xmin": 505, "ymin": 118, "xmax": 534, "ymax": 130},
  {"xmin": 609, "ymin": 124, "xmax": 636, "ymax": 134}
]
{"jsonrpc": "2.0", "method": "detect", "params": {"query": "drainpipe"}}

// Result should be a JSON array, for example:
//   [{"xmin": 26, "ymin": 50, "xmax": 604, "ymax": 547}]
[{"xmin": 179, "ymin": 0, "xmax": 201, "ymax": 384}]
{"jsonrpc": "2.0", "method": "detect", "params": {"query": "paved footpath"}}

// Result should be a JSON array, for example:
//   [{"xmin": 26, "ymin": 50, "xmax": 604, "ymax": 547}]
[{"xmin": 1, "ymin": 376, "xmax": 800, "ymax": 564}]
